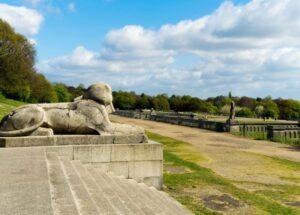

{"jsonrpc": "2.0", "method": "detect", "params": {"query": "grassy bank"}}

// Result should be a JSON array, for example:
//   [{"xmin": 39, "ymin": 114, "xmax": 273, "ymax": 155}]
[
  {"xmin": 147, "ymin": 131, "xmax": 300, "ymax": 215},
  {"xmin": 0, "ymin": 94, "xmax": 27, "ymax": 119}
]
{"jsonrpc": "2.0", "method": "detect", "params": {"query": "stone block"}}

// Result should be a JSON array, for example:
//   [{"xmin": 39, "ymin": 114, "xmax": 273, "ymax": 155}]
[
  {"xmin": 109, "ymin": 162, "xmax": 129, "ymax": 178},
  {"xmin": 111, "ymin": 144, "xmax": 134, "ymax": 162},
  {"xmin": 143, "ymin": 176, "xmax": 163, "ymax": 190},
  {"xmin": 45, "ymin": 146, "xmax": 74, "ymax": 160},
  {"xmin": 91, "ymin": 162, "xmax": 110, "ymax": 172},
  {"xmin": 74, "ymin": 145, "xmax": 91, "ymax": 163},
  {"xmin": 128, "ymin": 160, "xmax": 162, "ymax": 181},
  {"xmin": 113, "ymin": 134, "xmax": 145, "ymax": 144},
  {"xmin": 133, "ymin": 141, "xmax": 163, "ymax": 161},
  {"xmin": 91, "ymin": 145, "xmax": 112, "ymax": 162}
]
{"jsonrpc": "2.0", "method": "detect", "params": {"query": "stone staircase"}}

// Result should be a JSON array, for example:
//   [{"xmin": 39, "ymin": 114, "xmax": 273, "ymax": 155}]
[{"xmin": 0, "ymin": 147, "xmax": 192, "ymax": 215}]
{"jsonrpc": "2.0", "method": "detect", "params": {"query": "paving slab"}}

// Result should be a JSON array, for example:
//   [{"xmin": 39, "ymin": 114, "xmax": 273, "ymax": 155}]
[{"xmin": 0, "ymin": 147, "xmax": 53, "ymax": 215}]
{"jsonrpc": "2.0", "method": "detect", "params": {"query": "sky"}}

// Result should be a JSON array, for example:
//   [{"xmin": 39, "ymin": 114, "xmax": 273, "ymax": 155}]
[{"xmin": 1, "ymin": 0, "xmax": 300, "ymax": 99}]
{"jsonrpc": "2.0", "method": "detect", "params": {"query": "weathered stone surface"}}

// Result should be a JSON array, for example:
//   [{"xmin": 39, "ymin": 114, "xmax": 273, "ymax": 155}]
[
  {"xmin": 46, "ymin": 152, "xmax": 79, "ymax": 215},
  {"xmin": 0, "ymin": 147, "xmax": 53, "ymax": 215}
]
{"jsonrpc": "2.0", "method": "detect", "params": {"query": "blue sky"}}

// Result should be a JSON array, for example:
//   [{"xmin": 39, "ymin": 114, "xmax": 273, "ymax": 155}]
[{"xmin": 1, "ymin": 0, "xmax": 300, "ymax": 99}]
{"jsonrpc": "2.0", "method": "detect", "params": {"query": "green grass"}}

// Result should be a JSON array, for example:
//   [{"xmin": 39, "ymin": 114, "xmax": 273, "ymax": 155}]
[
  {"xmin": 0, "ymin": 94, "xmax": 27, "ymax": 119},
  {"xmin": 251, "ymin": 153, "xmax": 300, "ymax": 171},
  {"xmin": 147, "ymin": 131, "xmax": 300, "ymax": 215},
  {"xmin": 236, "ymin": 132, "xmax": 268, "ymax": 140}
]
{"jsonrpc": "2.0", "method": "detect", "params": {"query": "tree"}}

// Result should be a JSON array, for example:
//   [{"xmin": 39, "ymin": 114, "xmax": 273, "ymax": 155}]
[
  {"xmin": 0, "ymin": 19, "xmax": 36, "ymax": 101},
  {"xmin": 198, "ymin": 101, "xmax": 218, "ymax": 114},
  {"xmin": 113, "ymin": 91, "xmax": 136, "ymax": 109},
  {"xmin": 136, "ymin": 93, "xmax": 150, "ymax": 109},
  {"xmin": 29, "ymin": 74, "xmax": 58, "ymax": 103},
  {"xmin": 254, "ymin": 105, "xmax": 264, "ymax": 118},
  {"xmin": 54, "ymin": 83, "xmax": 72, "ymax": 102},
  {"xmin": 0, "ymin": 19, "xmax": 61, "ymax": 103},
  {"xmin": 261, "ymin": 100, "xmax": 279, "ymax": 119},
  {"xmin": 276, "ymin": 99, "xmax": 300, "ymax": 120},
  {"xmin": 211, "ymin": 96, "xmax": 231, "ymax": 109},
  {"xmin": 237, "ymin": 96, "xmax": 257, "ymax": 109},
  {"xmin": 67, "ymin": 85, "xmax": 85, "ymax": 100},
  {"xmin": 153, "ymin": 94, "xmax": 170, "ymax": 111},
  {"xmin": 169, "ymin": 95, "xmax": 183, "ymax": 111},
  {"xmin": 236, "ymin": 108, "xmax": 255, "ymax": 117}
]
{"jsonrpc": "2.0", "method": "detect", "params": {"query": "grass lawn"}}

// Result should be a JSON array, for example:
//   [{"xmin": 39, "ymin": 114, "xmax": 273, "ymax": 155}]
[
  {"xmin": 0, "ymin": 94, "xmax": 27, "ymax": 119},
  {"xmin": 147, "ymin": 131, "xmax": 300, "ymax": 215}
]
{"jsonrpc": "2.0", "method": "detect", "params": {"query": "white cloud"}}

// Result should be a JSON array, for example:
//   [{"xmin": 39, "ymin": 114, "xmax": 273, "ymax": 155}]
[
  {"xmin": 67, "ymin": 2, "xmax": 76, "ymax": 13},
  {"xmin": 39, "ymin": 0, "xmax": 300, "ymax": 99},
  {"xmin": 0, "ymin": 3, "xmax": 43, "ymax": 36}
]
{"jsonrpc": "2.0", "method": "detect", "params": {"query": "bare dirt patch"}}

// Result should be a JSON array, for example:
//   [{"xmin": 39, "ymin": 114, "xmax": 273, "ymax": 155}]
[{"xmin": 203, "ymin": 194, "xmax": 242, "ymax": 211}]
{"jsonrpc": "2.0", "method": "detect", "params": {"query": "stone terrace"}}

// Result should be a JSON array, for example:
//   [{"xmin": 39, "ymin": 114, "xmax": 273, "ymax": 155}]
[{"xmin": 0, "ymin": 146, "xmax": 192, "ymax": 215}]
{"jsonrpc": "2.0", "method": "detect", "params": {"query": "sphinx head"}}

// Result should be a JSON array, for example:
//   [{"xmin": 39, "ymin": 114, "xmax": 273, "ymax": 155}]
[{"xmin": 83, "ymin": 83, "xmax": 115, "ymax": 113}]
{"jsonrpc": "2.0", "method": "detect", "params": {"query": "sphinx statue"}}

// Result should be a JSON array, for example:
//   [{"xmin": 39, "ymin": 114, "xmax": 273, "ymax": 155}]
[{"xmin": 0, "ymin": 83, "xmax": 146, "ymax": 141}]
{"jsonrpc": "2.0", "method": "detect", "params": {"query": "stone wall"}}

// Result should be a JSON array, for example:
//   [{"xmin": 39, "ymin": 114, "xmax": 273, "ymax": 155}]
[
  {"xmin": 236, "ymin": 124, "xmax": 268, "ymax": 139},
  {"xmin": 114, "ymin": 110, "xmax": 228, "ymax": 132},
  {"xmin": 267, "ymin": 126, "xmax": 300, "ymax": 143},
  {"xmin": 236, "ymin": 123, "xmax": 299, "ymax": 140}
]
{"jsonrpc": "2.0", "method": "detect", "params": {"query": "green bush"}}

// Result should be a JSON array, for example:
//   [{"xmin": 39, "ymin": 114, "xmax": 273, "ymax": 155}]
[{"xmin": 236, "ymin": 107, "xmax": 255, "ymax": 117}]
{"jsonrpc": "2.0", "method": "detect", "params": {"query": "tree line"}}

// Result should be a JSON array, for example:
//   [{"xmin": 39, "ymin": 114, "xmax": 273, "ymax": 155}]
[
  {"xmin": 1, "ymin": 19, "xmax": 300, "ymax": 120},
  {"xmin": 113, "ymin": 91, "xmax": 300, "ymax": 120}
]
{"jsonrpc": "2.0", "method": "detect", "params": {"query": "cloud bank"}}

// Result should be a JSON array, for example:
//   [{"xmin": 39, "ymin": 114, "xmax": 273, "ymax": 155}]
[
  {"xmin": 39, "ymin": 0, "xmax": 300, "ymax": 98},
  {"xmin": 0, "ymin": 3, "xmax": 43, "ymax": 36}
]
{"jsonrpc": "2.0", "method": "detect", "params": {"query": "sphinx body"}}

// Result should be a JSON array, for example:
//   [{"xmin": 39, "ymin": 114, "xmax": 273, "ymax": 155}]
[{"xmin": 0, "ymin": 83, "xmax": 146, "ymax": 140}]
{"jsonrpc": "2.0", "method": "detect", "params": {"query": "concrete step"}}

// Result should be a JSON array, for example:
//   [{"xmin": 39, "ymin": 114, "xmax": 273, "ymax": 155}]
[
  {"xmin": 0, "ymin": 147, "xmax": 53, "ymax": 215},
  {"xmin": 128, "ymin": 179, "xmax": 181, "ymax": 215},
  {"xmin": 86, "ymin": 166, "xmax": 135, "ymax": 215},
  {"xmin": 95, "ymin": 169, "xmax": 192, "ymax": 215},
  {"xmin": 110, "ymin": 175, "xmax": 163, "ymax": 215},
  {"xmin": 71, "ymin": 160, "xmax": 120, "ymax": 215},
  {"xmin": 46, "ymin": 152, "xmax": 79, "ymax": 215},
  {"xmin": 59, "ymin": 156, "xmax": 100, "ymax": 215},
  {"xmin": 124, "ymin": 177, "xmax": 192, "ymax": 215},
  {"xmin": 148, "ymin": 186, "xmax": 192, "ymax": 215},
  {"xmin": 95, "ymin": 167, "xmax": 148, "ymax": 215}
]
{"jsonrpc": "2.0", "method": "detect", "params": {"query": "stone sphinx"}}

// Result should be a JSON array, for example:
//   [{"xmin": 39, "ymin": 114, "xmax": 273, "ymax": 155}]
[{"xmin": 0, "ymin": 83, "xmax": 146, "ymax": 141}]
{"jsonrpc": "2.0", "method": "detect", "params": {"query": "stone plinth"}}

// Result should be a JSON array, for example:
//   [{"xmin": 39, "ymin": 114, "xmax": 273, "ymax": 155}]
[{"xmin": 0, "ymin": 134, "xmax": 147, "ymax": 147}]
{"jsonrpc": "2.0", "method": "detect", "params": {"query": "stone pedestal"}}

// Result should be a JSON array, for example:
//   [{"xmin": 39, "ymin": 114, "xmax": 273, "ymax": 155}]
[{"xmin": 226, "ymin": 119, "xmax": 240, "ymax": 133}]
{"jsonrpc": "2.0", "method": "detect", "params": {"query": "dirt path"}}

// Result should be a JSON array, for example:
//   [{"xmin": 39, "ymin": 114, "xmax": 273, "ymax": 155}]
[{"xmin": 111, "ymin": 115, "xmax": 300, "ymax": 187}]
